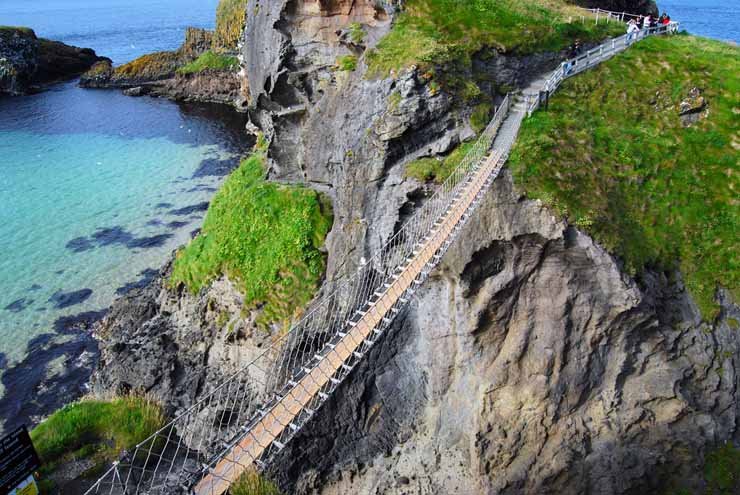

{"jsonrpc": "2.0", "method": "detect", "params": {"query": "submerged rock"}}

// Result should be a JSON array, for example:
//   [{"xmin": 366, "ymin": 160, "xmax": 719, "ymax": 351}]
[{"xmin": 0, "ymin": 26, "xmax": 108, "ymax": 95}]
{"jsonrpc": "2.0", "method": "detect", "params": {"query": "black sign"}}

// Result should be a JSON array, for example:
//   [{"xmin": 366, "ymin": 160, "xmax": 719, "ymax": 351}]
[{"xmin": 0, "ymin": 426, "xmax": 40, "ymax": 495}]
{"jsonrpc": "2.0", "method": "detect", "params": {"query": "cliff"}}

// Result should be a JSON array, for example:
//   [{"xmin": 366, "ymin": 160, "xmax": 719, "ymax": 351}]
[
  {"xmin": 87, "ymin": 1, "xmax": 738, "ymax": 494},
  {"xmin": 0, "ymin": 26, "xmax": 107, "ymax": 95}
]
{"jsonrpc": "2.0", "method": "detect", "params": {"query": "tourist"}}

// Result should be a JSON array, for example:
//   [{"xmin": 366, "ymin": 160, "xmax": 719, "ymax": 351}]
[
  {"xmin": 564, "ymin": 39, "xmax": 582, "ymax": 75},
  {"xmin": 627, "ymin": 19, "xmax": 640, "ymax": 41},
  {"xmin": 661, "ymin": 13, "xmax": 672, "ymax": 25},
  {"xmin": 643, "ymin": 14, "xmax": 652, "ymax": 29}
]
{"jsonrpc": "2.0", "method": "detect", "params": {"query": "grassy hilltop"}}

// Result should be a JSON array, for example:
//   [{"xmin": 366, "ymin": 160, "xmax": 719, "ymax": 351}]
[
  {"xmin": 509, "ymin": 34, "xmax": 739, "ymax": 318},
  {"xmin": 367, "ymin": 0, "xmax": 624, "ymax": 76}
]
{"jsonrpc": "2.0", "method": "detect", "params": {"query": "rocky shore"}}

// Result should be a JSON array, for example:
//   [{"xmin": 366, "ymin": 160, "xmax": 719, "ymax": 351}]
[
  {"xmin": 0, "ymin": 26, "xmax": 108, "ymax": 95},
  {"xmin": 79, "ymin": 27, "xmax": 244, "ymax": 106}
]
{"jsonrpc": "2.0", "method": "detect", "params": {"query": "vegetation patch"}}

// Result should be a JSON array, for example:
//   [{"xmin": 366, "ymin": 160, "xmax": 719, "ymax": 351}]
[
  {"xmin": 171, "ymin": 140, "xmax": 333, "ymax": 327},
  {"xmin": 178, "ymin": 50, "xmax": 239, "ymax": 74},
  {"xmin": 213, "ymin": 0, "xmax": 248, "ymax": 51},
  {"xmin": 336, "ymin": 55, "xmax": 358, "ymax": 72},
  {"xmin": 405, "ymin": 141, "xmax": 475, "ymax": 183},
  {"xmin": 31, "ymin": 396, "xmax": 165, "ymax": 490},
  {"xmin": 0, "ymin": 26, "xmax": 35, "ymax": 36},
  {"xmin": 366, "ymin": 0, "xmax": 623, "ymax": 77},
  {"xmin": 508, "ymin": 35, "xmax": 739, "ymax": 318},
  {"xmin": 471, "ymin": 102, "xmax": 492, "ymax": 133},
  {"xmin": 704, "ymin": 443, "xmax": 740, "ymax": 494},
  {"xmin": 348, "ymin": 22, "xmax": 366, "ymax": 44},
  {"xmin": 114, "ymin": 51, "xmax": 181, "ymax": 80},
  {"xmin": 230, "ymin": 470, "xmax": 282, "ymax": 495}
]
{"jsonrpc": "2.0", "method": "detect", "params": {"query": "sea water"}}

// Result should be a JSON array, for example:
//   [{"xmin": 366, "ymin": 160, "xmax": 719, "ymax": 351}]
[
  {"xmin": 0, "ymin": 0, "xmax": 250, "ymax": 433},
  {"xmin": 658, "ymin": 0, "xmax": 739, "ymax": 44}
]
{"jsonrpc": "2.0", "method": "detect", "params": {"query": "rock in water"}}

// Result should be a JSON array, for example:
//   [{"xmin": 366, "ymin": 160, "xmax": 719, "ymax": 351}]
[{"xmin": 0, "ymin": 26, "xmax": 109, "ymax": 95}]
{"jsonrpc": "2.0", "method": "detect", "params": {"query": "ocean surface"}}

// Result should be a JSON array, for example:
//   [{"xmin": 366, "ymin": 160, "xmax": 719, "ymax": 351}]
[
  {"xmin": 0, "ymin": 0, "xmax": 251, "ymax": 433},
  {"xmin": 657, "ymin": 0, "xmax": 739, "ymax": 43}
]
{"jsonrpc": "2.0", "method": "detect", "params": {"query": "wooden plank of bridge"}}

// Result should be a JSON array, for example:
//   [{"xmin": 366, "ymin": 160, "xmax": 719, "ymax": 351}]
[{"xmin": 193, "ymin": 148, "xmax": 504, "ymax": 495}]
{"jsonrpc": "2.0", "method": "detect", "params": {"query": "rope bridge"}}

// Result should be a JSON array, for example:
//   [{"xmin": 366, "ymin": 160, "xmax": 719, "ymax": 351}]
[{"xmin": 84, "ymin": 15, "xmax": 677, "ymax": 495}]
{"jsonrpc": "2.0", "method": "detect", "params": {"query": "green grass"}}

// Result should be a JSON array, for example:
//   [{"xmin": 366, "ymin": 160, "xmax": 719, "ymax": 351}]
[
  {"xmin": 229, "ymin": 470, "xmax": 282, "ymax": 495},
  {"xmin": 30, "ymin": 396, "xmax": 165, "ymax": 481},
  {"xmin": 508, "ymin": 35, "xmax": 739, "ymax": 318},
  {"xmin": 662, "ymin": 443, "xmax": 740, "ymax": 495},
  {"xmin": 366, "ymin": 0, "xmax": 624, "ymax": 77},
  {"xmin": 471, "ymin": 102, "xmax": 492, "ymax": 133},
  {"xmin": 704, "ymin": 443, "xmax": 740, "ymax": 494},
  {"xmin": 0, "ymin": 26, "xmax": 35, "ymax": 35},
  {"xmin": 349, "ymin": 22, "xmax": 366, "ymax": 44},
  {"xmin": 213, "ymin": 0, "xmax": 248, "ymax": 51},
  {"xmin": 177, "ymin": 50, "xmax": 239, "ymax": 74},
  {"xmin": 406, "ymin": 141, "xmax": 475, "ymax": 183},
  {"xmin": 170, "ymin": 141, "xmax": 333, "ymax": 328},
  {"xmin": 336, "ymin": 55, "xmax": 358, "ymax": 72}
]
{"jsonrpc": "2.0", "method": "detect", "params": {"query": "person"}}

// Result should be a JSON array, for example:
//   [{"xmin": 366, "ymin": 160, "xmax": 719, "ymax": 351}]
[
  {"xmin": 661, "ymin": 13, "xmax": 671, "ymax": 25},
  {"xmin": 564, "ymin": 39, "xmax": 582, "ymax": 74},
  {"xmin": 643, "ymin": 14, "xmax": 652, "ymax": 29},
  {"xmin": 568, "ymin": 39, "xmax": 583, "ymax": 59},
  {"xmin": 627, "ymin": 19, "xmax": 640, "ymax": 41}
]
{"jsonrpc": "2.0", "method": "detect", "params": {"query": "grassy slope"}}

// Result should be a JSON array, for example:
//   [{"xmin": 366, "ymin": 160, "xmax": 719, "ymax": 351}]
[
  {"xmin": 171, "ymin": 142, "xmax": 333, "ymax": 327},
  {"xmin": 213, "ymin": 0, "xmax": 248, "ymax": 51},
  {"xmin": 31, "ymin": 397, "xmax": 165, "ymax": 489},
  {"xmin": 230, "ymin": 470, "xmax": 282, "ymax": 495},
  {"xmin": 366, "ymin": 0, "xmax": 623, "ymax": 77},
  {"xmin": 178, "ymin": 50, "xmax": 239, "ymax": 74},
  {"xmin": 508, "ymin": 35, "xmax": 739, "ymax": 317}
]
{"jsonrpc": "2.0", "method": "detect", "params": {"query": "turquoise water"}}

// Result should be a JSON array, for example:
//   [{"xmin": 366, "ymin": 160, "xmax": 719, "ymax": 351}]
[{"xmin": 0, "ymin": 0, "xmax": 249, "ymax": 432}]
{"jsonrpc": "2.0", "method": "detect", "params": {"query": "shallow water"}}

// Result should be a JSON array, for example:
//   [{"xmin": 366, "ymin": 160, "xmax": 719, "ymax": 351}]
[{"xmin": 0, "ymin": 0, "xmax": 250, "ymax": 433}]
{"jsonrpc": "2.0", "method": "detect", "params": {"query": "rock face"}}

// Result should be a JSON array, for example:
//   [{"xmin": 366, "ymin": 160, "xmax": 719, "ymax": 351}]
[
  {"xmin": 0, "ymin": 27, "xmax": 107, "ymax": 95},
  {"xmin": 91, "ymin": 1, "xmax": 739, "ymax": 494}
]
